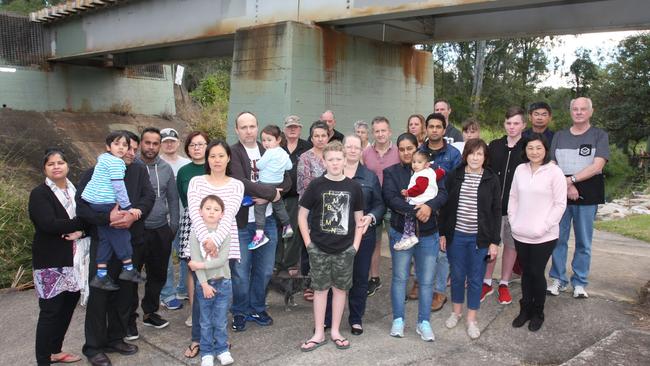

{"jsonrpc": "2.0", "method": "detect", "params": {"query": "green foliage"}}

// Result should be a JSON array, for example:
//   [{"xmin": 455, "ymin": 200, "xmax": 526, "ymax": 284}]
[
  {"xmin": 0, "ymin": 0, "xmax": 64, "ymax": 14},
  {"xmin": 0, "ymin": 162, "xmax": 33, "ymax": 289},
  {"xmin": 190, "ymin": 72, "xmax": 230, "ymax": 108},
  {"xmin": 604, "ymin": 144, "xmax": 636, "ymax": 200},
  {"xmin": 568, "ymin": 48, "xmax": 598, "ymax": 97}
]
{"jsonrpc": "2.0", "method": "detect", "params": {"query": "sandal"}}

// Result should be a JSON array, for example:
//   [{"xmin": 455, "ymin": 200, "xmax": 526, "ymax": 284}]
[
  {"xmin": 303, "ymin": 288, "xmax": 314, "ymax": 302},
  {"xmin": 300, "ymin": 338, "xmax": 327, "ymax": 352},
  {"xmin": 51, "ymin": 352, "xmax": 82, "ymax": 363},
  {"xmin": 184, "ymin": 343, "xmax": 200, "ymax": 358},
  {"xmin": 332, "ymin": 338, "xmax": 350, "ymax": 350}
]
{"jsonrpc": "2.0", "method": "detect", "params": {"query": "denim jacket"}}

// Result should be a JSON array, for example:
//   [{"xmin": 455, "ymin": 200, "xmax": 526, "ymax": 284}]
[
  {"xmin": 382, "ymin": 162, "xmax": 448, "ymax": 236},
  {"xmin": 352, "ymin": 164, "xmax": 386, "ymax": 234}
]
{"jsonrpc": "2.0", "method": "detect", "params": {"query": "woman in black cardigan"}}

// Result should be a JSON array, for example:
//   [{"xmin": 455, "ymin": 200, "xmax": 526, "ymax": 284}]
[
  {"xmin": 29, "ymin": 148, "xmax": 86, "ymax": 365},
  {"xmin": 439, "ymin": 139, "xmax": 501, "ymax": 340}
]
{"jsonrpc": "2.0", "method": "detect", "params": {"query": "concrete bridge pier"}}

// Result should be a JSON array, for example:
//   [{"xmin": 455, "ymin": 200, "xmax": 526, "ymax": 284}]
[{"xmin": 227, "ymin": 21, "xmax": 433, "ymax": 140}]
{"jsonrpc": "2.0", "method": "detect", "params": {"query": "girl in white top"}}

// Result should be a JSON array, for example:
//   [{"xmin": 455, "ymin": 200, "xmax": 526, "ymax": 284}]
[{"xmin": 395, "ymin": 151, "xmax": 438, "ymax": 250}]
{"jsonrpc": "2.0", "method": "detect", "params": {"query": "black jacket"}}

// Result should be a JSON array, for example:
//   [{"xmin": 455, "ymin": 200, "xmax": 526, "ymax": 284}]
[
  {"xmin": 439, "ymin": 165, "xmax": 502, "ymax": 248},
  {"xmin": 283, "ymin": 138, "xmax": 312, "ymax": 198},
  {"xmin": 488, "ymin": 136, "xmax": 526, "ymax": 215},
  {"xmin": 352, "ymin": 164, "xmax": 385, "ymax": 235},
  {"xmin": 75, "ymin": 162, "xmax": 156, "ymax": 247},
  {"xmin": 29, "ymin": 183, "xmax": 86, "ymax": 269},
  {"xmin": 382, "ymin": 162, "xmax": 447, "ymax": 236}
]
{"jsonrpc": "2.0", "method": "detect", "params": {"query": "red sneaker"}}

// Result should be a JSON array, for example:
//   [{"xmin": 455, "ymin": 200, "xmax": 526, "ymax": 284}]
[
  {"xmin": 498, "ymin": 284, "xmax": 512, "ymax": 305},
  {"xmin": 480, "ymin": 283, "xmax": 493, "ymax": 303}
]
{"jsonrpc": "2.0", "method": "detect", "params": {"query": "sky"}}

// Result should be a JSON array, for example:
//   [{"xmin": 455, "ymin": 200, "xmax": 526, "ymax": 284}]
[{"xmin": 540, "ymin": 30, "xmax": 644, "ymax": 88}]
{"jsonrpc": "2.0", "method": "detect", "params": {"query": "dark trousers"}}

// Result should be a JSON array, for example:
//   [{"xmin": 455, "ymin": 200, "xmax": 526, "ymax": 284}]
[
  {"xmin": 83, "ymin": 243, "xmax": 135, "ymax": 358},
  {"xmin": 131, "ymin": 224, "xmax": 173, "ymax": 318},
  {"xmin": 275, "ymin": 195, "xmax": 302, "ymax": 271},
  {"xmin": 515, "ymin": 239, "xmax": 557, "ymax": 306},
  {"xmin": 254, "ymin": 183, "xmax": 291, "ymax": 230},
  {"xmin": 324, "ymin": 230, "xmax": 376, "ymax": 326},
  {"xmin": 36, "ymin": 291, "xmax": 80, "ymax": 365},
  {"xmin": 90, "ymin": 203, "xmax": 132, "ymax": 264}
]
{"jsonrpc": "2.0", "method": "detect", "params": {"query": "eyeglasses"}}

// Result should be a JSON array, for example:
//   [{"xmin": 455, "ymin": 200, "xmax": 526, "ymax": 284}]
[{"xmin": 189, "ymin": 143, "xmax": 207, "ymax": 149}]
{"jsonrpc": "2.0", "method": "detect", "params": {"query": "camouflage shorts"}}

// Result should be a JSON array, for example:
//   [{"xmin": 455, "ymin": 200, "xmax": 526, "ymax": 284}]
[{"xmin": 307, "ymin": 243, "xmax": 356, "ymax": 291}]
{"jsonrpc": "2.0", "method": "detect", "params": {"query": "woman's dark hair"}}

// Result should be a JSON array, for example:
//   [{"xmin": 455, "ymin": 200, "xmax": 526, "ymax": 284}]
[
  {"xmin": 521, "ymin": 133, "xmax": 551, "ymax": 165},
  {"xmin": 42, "ymin": 147, "xmax": 67, "ymax": 167},
  {"xmin": 396, "ymin": 132, "xmax": 418, "ymax": 148},
  {"xmin": 200, "ymin": 194, "xmax": 225, "ymax": 211},
  {"xmin": 204, "ymin": 140, "xmax": 232, "ymax": 176},
  {"xmin": 462, "ymin": 138, "xmax": 489, "ymax": 168},
  {"xmin": 309, "ymin": 120, "xmax": 329, "ymax": 137},
  {"xmin": 105, "ymin": 130, "xmax": 131, "ymax": 147},
  {"xmin": 261, "ymin": 124, "xmax": 281, "ymax": 139},
  {"xmin": 184, "ymin": 131, "xmax": 210, "ymax": 157}
]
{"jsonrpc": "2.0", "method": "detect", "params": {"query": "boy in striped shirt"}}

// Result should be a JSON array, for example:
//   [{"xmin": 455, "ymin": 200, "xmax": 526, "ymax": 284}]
[{"xmin": 82, "ymin": 131, "xmax": 145, "ymax": 291}]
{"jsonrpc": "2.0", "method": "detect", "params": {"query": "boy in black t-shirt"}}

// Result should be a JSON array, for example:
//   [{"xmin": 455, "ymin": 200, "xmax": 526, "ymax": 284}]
[{"xmin": 297, "ymin": 141, "xmax": 364, "ymax": 351}]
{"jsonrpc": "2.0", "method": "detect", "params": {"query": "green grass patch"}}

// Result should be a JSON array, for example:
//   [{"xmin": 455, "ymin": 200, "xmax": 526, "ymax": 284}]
[{"xmin": 595, "ymin": 215, "xmax": 650, "ymax": 243}]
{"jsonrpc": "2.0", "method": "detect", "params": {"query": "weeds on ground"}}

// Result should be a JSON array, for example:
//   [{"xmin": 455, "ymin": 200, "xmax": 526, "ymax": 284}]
[{"xmin": 594, "ymin": 215, "xmax": 650, "ymax": 243}]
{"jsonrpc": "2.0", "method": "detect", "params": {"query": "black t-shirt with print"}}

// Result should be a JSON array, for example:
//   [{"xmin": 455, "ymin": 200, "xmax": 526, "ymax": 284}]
[{"xmin": 299, "ymin": 176, "xmax": 364, "ymax": 254}]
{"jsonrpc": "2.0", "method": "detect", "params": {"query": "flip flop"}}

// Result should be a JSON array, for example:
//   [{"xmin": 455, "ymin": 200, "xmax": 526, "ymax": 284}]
[
  {"xmin": 300, "ymin": 338, "xmax": 327, "ymax": 352},
  {"xmin": 51, "ymin": 352, "xmax": 82, "ymax": 363},
  {"xmin": 184, "ymin": 343, "xmax": 200, "ymax": 358},
  {"xmin": 332, "ymin": 338, "xmax": 350, "ymax": 350}
]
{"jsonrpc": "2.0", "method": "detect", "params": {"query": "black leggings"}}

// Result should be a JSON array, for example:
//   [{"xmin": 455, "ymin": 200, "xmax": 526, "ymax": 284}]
[
  {"xmin": 514, "ymin": 239, "xmax": 557, "ymax": 306},
  {"xmin": 36, "ymin": 291, "xmax": 80, "ymax": 365}
]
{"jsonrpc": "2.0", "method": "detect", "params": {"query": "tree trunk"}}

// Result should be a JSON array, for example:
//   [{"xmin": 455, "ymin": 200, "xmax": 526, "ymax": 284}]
[{"xmin": 471, "ymin": 40, "xmax": 487, "ymax": 115}]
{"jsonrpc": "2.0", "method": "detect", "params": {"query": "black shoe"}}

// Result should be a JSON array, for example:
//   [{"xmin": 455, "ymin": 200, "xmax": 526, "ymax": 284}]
[
  {"xmin": 232, "ymin": 314, "xmax": 247, "ymax": 332},
  {"xmin": 90, "ymin": 275, "xmax": 120, "ymax": 291},
  {"xmin": 351, "ymin": 325, "xmax": 364, "ymax": 336},
  {"xmin": 87, "ymin": 353, "xmax": 112, "ymax": 366},
  {"xmin": 124, "ymin": 323, "xmax": 139, "ymax": 341},
  {"xmin": 143, "ymin": 313, "xmax": 169, "ymax": 329},
  {"xmin": 246, "ymin": 311, "xmax": 273, "ymax": 326},
  {"xmin": 512, "ymin": 300, "xmax": 532, "ymax": 328},
  {"xmin": 528, "ymin": 305, "xmax": 545, "ymax": 332},
  {"xmin": 105, "ymin": 341, "xmax": 138, "ymax": 355},
  {"xmin": 118, "ymin": 268, "xmax": 146, "ymax": 283},
  {"xmin": 367, "ymin": 277, "xmax": 382, "ymax": 297}
]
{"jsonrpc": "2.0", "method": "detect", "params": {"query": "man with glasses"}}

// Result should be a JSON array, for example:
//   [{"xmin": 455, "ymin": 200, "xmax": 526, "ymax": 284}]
[{"xmin": 523, "ymin": 102, "xmax": 554, "ymax": 142}]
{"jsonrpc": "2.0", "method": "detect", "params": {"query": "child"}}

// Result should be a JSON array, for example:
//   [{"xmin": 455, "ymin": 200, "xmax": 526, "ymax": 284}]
[
  {"xmin": 82, "ymin": 131, "xmax": 144, "ymax": 290},
  {"xmin": 249, "ymin": 124, "xmax": 294, "ymax": 250},
  {"xmin": 395, "ymin": 150, "xmax": 438, "ymax": 251},
  {"xmin": 188, "ymin": 195, "xmax": 234, "ymax": 366},
  {"xmin": 297, "ymin": 141, "xmax": 364, "ymax": 351}
]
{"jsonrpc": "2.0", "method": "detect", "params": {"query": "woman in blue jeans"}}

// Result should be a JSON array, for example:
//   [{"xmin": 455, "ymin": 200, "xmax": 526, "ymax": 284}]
[
  {"xmin": 439, "ymin": 138, "xmax": 501, "ymax": 339},
  {"xmin": 382, "ymin": 133, "xmax": 447, "ymax": 341}
]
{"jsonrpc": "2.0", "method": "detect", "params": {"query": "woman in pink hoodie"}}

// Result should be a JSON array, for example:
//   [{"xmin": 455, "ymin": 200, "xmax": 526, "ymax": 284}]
[{"xmin": 508, "ymin": 133, "xmax": 567, "ymax": 332}]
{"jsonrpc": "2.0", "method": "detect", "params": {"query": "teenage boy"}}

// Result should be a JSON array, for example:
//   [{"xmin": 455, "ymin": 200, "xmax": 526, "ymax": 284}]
[{"xmin": 298, "ymin": 141, "xmax": 365, "ymax": 351}]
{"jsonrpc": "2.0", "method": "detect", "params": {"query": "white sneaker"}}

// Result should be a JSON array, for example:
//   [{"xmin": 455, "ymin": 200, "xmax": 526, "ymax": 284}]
[
  {"xmin": 467, "ymin": 321, "xmax": 481, "ymax": 340},
  {"xmin": 393, "ymin": 239, "xmax": 409, "ymax": 251},
  {"xmin": 185, "ymin": 314, "xmax": 192, "ymax": 327},
  {"xmin": 546, "ymin": 279, "xmax": 567, "ymax": 296},
  {"xmin": 445, "ymin": 313, "xmax": 462, "ymax": 329},
  {"xmin": 573, "ymin": 285, "xmax": 589, "ymax": 299},
  {"xmin": 201, "ymin": 355, "xmax": 214, "ymax": 366},
  {"xmin": 390, "ymin": 317, "xmax": 405, "ymax": 338},
  {"xmin": 217, "ymin": 351, "xmax": 234, "ymax": 365}
]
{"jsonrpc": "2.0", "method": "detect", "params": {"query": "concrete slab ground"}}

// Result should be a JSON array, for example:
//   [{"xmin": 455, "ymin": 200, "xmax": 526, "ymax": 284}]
[{"xmin": 2, "ymin": 229, "xmax": 648, "ymax": 365}]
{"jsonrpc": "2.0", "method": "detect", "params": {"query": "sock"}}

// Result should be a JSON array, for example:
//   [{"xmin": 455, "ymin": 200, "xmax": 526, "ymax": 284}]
[
  {"xmin": 500, "ymin": 280, "xmax": 509, "ymax": 286},
  {"xmin": 97, "ymin": 268, "xmax": 108, "ymax": 277},
  {"xmin": 123, "ymin": 263, "xmax": 134, "ymax": 271},
  {"xmin": 483, "ymin": 279, "xmax": 492, "ymax": 286}
]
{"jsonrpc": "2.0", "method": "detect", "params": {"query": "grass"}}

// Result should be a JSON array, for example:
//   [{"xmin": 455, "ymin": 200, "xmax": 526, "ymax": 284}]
[{"xmin": 595, "ymin": 215, "xmax": 650, "ymax": 243}]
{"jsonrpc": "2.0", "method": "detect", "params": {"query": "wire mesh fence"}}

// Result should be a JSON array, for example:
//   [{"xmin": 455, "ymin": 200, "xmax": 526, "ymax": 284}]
[{"xmin": 0, "ymin": 11, "xmax": 48, "ymax": 68}]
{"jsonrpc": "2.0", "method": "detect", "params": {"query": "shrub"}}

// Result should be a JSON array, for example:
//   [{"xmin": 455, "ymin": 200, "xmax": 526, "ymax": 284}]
[{"xmin": 604, "ymin": 144, "xmax": 635, "ymax": 200}]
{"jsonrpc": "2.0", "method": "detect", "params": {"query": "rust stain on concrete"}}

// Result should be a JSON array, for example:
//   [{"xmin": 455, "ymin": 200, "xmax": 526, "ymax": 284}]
[
  {"xmin": 399, "ymin": 45, "xmax": 429, "ymax": 86},
  {"xmin": 231, "ymin": 23, "xmax": 287, "ymax": 80},
  {"xmin": 320, "ymin": 26, "xmax": 347, "ymax": 83}
]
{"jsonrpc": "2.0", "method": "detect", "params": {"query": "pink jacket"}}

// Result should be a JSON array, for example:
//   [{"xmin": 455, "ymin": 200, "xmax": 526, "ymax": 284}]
[{"xmin": 508, "ymin": 162, "xmax": 567, "ymax": 244}]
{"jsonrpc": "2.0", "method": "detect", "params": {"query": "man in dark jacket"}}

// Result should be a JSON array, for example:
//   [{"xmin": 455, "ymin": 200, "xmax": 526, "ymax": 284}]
[
  {"xmin": 482, "ymin": 106, "xmax": 527, "ymax": 306},
  {"xmin": 77, "ymin": 131, "xmax": 155, "ymax": 366}
]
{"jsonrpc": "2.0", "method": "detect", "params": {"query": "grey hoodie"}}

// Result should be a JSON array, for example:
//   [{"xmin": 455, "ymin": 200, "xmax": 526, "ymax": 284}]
[{"xmin": 136, "ymin": 155, "xmax": 180, "ymax": 233}]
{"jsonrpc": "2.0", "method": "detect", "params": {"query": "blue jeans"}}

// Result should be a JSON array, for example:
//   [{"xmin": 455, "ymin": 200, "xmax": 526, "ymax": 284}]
[
  {"xmin": 230, "ymin": 218, "xmax": 278, "ymax": 315},
  {"xmin": 550, "ymin": 204, "xmax": 597, "ymax": 288},
  {"xmin": 447, "ymin": 231, "xmax": 488, "ymax": 310},
  {"xmin": 434, "ymin": 250, "xmax": 449, "ymax": 295},
  {"xmin": 196, "ymin": 278, "xmax": 232, "ymax": 357},
  {"xmin": 90, "ymin": 203, "xmax": 132, "ymax": 264},
  {"xmin": 191, "ymin": 270, "xmax": 201, "ymax": 343},
  {"xmin": 160, "ymin": 231, "xmax": 188, "ymax": 302},
  {"xmin": 389, "ymin": 227, "xmax": 438, "ymax": 323}
]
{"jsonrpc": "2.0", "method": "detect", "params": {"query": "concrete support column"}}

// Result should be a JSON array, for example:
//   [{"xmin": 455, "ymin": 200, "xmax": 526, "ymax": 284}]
[{"xmin": 227, "ymin": 21, "xmax": 433, "ymax": 141}]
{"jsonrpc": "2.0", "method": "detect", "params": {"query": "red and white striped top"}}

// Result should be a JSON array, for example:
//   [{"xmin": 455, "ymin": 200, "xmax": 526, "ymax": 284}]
[{"xmin": 187, "ymin": 175, "xmax": 244, "ymax": 260}]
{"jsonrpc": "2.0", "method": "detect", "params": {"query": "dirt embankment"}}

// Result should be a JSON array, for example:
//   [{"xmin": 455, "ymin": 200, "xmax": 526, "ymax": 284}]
[{"xmin": 0, "ymin": 109, "xmax": 188, "ymax": 187}]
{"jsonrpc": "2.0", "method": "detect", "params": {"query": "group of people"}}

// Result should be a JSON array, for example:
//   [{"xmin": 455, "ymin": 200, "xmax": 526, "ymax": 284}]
[{"xmin": 29, "ymin": 97, "xmax": 608, "ymax": 365}]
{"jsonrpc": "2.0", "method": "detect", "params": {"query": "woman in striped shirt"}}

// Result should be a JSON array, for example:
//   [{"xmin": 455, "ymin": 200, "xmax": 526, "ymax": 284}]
[{"xmin": 439, "ymin": 138, "xmax": 501, "ymax": 339}]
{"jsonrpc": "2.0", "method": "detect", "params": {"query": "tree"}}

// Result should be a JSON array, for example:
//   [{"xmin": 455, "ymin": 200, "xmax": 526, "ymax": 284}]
[
  {"xmin": 0, "ymin": 0, "xmax": 64, "ymax": 14},
  {"xmin": 568, "ymin": 48, "xmax": 598, "ymax": 97}
]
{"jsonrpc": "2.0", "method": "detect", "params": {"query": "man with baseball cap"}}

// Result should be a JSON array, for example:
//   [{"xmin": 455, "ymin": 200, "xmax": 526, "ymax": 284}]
[
  {"xmin": 159, "ymin": 127, "xmax": 190, "ymax": 311},
  {"xmin": 277, "ymin": 115, "xmax": 312, "ymax": 276}
]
